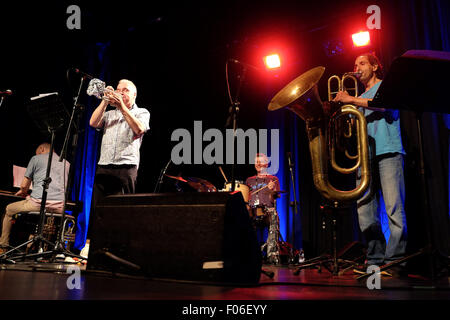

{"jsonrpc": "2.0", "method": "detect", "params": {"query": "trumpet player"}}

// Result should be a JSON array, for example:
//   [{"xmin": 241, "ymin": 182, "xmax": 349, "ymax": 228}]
[
  {"xmin": 333, "ymin": 53, "xmax": 407, "ymax": 277},
  {"xmin": 88, "ymin": 79, "xmax": 150, "ymax": 235}
]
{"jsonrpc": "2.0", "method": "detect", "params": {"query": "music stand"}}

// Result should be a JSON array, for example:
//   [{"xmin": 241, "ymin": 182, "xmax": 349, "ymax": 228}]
[
  {"xmin": 0, "ymin": 94, "xmax": 80, "ymax": 262},
  {"xmin": 357, "ymin": 50, "xmax": 450, "ymax": 280}
]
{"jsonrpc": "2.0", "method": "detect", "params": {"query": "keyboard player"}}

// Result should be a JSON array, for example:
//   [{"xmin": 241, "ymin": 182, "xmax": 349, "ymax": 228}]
[{"xmin": 0, "ymin": 143, "xmax": 68, "ymax": 253}]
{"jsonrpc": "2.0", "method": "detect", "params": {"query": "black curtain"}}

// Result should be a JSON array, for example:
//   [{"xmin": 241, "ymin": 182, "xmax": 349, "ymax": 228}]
[{"xmin": 383, "ymin": 0, "xmax": 450, "ymax": 271}]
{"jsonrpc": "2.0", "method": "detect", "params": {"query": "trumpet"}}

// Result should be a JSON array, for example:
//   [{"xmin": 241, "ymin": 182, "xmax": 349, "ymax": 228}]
[{"xmin": 268, "ymin": 67, "xmax": 370, "ymax": 204}]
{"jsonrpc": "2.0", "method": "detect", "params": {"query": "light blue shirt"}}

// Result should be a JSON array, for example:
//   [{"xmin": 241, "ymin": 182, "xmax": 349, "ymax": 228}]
[
  {"xmin": 25, "ymin": 153, "xmax": 69, "ymax": 200},
  {"xmin": 98, "ymin": 104, "xmax": 150, "ymax": 166},
  {"xmin": 360, "ymin": 81, "xmax": 405, "ymax": 156}
]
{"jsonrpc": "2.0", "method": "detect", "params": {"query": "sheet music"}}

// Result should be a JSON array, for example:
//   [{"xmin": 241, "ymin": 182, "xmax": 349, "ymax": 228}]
[
  {"xmin": 30, "ymin": 92, "xmax": 58, "ymax": 101},
  {"xmin": 13, "ymin": 165, "xmax": 32, "ymax": 189}
]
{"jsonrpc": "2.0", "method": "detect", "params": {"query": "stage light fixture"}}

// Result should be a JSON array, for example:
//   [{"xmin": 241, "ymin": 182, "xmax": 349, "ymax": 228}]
[
  {"xmin": 264, "ymin": 54, "xmax": 281, "ymax": 69},
  {"xmin": 352, "ymin": 31, "xmax": 371, "ymax": 47}
]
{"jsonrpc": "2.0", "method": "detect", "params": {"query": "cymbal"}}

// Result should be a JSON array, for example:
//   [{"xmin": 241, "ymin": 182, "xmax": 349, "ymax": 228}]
[
  {"xmin": 185, "ymin": 177, "xmax": 217, "ymax": 192},
  {"xmin": 165, "ymin": 174, "xmax": 188, "ymax": 183},
  {"xmin": 165, "ymin": 174, "xmax": 217, "ymax": 192}
]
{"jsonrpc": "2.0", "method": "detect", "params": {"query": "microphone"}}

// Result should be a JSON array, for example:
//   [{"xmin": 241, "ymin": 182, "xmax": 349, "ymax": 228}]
[
  {"xmin": 154, "ymin": 158, "xmax": 172, "ymax": 193},
  {"xmin": 229, "ymin": 59, "xmax": 259, "ymax": 71},
  {"xmin": 343, "ymin": 71, "xmax": 362, "ymax": 77},
  {"xmin": 72, "ymin": 68, "xmax": 95, "ymax": 79},
  {"xmin": 0, "ymin": 90, "xmax": 12, "ymax": 96},
  {"xmin": 162, "ymin": 159, "xmax": 172, "ymax": 176}
]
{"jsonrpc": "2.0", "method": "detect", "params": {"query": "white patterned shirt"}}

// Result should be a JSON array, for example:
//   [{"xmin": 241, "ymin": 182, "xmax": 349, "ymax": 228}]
[{"xmin": 97, "ymin": 104, "xmax": 150, "ymax": 166}]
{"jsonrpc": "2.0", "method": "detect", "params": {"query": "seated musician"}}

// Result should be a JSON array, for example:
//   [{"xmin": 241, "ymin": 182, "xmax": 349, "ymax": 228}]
[
  {"xmin": 245, "ymin": 153, "xmax": 280, "ymax": 213},
  {"xmin": 0, "ymin": 143, "xmax": 68, "ymax": 253}
]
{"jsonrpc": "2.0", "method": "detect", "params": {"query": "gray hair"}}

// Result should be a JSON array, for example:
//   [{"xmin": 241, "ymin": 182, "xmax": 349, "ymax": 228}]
[{"xmin": 118, "ymin": 79, "xmax": 137, "ymax": 97}]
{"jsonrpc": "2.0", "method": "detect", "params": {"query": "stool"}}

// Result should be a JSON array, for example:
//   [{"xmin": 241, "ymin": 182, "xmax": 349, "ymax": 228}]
[{"xmin": 12, "ymin": 211, "xmax": 76, "ymax": 251}]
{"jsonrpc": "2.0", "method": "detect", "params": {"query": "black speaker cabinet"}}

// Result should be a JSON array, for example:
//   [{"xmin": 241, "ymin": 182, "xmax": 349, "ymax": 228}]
[{"xmin": 87, "ymin": 192, "xmax": 262, "ymax": 284}]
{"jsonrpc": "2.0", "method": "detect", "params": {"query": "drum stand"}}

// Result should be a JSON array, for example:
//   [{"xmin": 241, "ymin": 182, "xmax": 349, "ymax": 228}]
[
  {"xmin": 259, "ymin": 207, "xmax": 278, "ymax": 279},
  {"xmin": 249, "ymin": 206, "xmax": 277, "ymax": 279},
  {"xmin": 261, "ymin": 207, "xmax": 281, "ymax": 265}
]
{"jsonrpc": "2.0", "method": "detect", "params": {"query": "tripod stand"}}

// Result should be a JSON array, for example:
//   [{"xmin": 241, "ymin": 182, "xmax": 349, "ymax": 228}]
[
  {"xmin": 294, "ymin": 203, "xmax": 363, "ymax": 276},
  {"xmin": 0, "ymin": 94, "xmax": 84, "ymax": 263}
]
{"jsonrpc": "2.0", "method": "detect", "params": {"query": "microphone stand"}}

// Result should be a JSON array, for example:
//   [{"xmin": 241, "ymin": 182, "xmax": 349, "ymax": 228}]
[
  {"xmin": 228, "ymin": 64, "xmax": 247, "ymax": 192},
  {"xmin": 59, "ymin": 77, "xmax": 84, "ymax": 163},
  {"xmin": 287, "ymin": 152, "xmax": 300, "ymax": 263},
  {"xmin": 53, "ymin": 75, "xmax": 87, "ymax": 259},
  {"xmin": 154, "ymin": 159, "xmax": 172, "ymax": 193}
]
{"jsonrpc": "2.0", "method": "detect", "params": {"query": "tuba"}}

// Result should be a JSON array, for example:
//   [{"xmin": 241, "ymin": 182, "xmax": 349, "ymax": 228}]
[{"xmin": 268, "ymin": 67, "xmax": 370, "ymax": 205}]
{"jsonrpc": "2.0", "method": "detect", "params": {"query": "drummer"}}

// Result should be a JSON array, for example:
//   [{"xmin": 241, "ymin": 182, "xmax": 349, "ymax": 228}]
[{"xmin": 245, "ymin": 153, "xmax": 280, "ymax": 214}]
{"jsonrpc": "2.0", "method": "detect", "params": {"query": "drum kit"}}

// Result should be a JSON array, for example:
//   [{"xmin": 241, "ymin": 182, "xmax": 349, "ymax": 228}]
[{"xmin": 165, "ymin": 170, "xmax": 287, "ymax": 265}]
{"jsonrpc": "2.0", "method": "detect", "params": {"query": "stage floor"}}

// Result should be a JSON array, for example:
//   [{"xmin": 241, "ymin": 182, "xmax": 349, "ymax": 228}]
[
  {"xmin": 0, "ymin": 261, "xmax": 448, "ymax": 317},
  {"xmin": 0, "ymin": 261, "xmax": 448, "ymax": 300}
]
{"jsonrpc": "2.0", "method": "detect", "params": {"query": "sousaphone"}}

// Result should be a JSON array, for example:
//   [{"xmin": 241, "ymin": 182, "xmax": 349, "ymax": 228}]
[{"xmin": 268, "ymin": 67, "xmax": 370, "ymax": 204}]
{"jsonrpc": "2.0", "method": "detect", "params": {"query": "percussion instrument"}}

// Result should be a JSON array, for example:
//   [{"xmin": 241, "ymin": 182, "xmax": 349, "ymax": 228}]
[{"xmin": 222, "ymin": 181, "xmax": 249, "ymax": 203}]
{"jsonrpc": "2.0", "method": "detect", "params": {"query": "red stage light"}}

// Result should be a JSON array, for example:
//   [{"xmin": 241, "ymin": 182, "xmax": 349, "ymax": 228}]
[
  {"xmin": 352, "ymin": 31, "xmax": 371, "ymax": 47},
  {"xmin": 264, "ymin": 54, "xmax": 281, "ymax": 69}
]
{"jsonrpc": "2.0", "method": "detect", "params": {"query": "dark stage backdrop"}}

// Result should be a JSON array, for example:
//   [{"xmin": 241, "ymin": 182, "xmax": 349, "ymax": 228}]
[{"xmin": 0, "ymin": 0, "xmax": 448, "ymax": 268}]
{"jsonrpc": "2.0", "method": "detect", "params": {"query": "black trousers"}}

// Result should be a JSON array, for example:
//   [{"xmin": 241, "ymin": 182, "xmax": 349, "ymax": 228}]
[{"xmin": 87, "ymin": 164, "xmax": 138, "ymax": 238}]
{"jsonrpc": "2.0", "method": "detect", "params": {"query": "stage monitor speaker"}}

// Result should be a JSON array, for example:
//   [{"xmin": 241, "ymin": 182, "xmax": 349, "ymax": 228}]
[{"xmin": 87, "ymin": 192, "xmax": 262, "ymax": 284}]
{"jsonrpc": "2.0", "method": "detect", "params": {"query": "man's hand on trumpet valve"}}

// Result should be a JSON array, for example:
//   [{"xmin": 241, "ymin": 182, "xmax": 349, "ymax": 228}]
[
  {"xmin": 103, "ymin": 86, "xmax": 126, "ymax": 110},
  {"xmin": 102, "ymin": 85, "xmax": 115, "ymax": 103},
  {"xmin": 110, "ymin": 92, "xmax": 126, "ymax": 110}
]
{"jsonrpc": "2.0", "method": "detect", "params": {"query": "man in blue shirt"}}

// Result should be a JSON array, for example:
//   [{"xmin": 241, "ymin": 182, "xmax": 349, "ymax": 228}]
[
  {"xmin": 334, "ymin": 53, "xmax": 407, "ymax": 276},
  {"xmin": 88, "ymin": 79, "xmax": 150, "ymax": 233},
  {"xmin": 0, "ymin": 143, "xmax": 69, "ymax": 252}
]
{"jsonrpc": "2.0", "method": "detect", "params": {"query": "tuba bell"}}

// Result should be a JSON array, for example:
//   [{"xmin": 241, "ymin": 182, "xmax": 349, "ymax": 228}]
[{"xmin": 268, "ymin": 67, "xmax": 370, "ymax": 204}]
